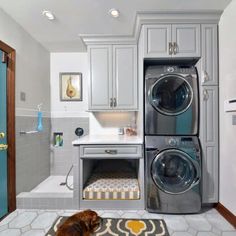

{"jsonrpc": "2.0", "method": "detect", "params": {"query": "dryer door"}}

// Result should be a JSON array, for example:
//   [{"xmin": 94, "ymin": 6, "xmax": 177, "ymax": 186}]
[
  {"xmin": 149, "ymin": 75, "xmax": 193, "ymax": 116},
  {"xmin": 151, "ymin": 149, "xmax": 200, "ymax": 194}
]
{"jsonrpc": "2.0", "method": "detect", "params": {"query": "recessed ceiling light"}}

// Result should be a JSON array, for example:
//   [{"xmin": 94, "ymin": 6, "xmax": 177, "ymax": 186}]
[
  {"xmin": 42, "ymin": 10, "xmax": 55, "ymax": 20},
  {"xmin": 109, "ymin": 8, "xmax": 120, "ymax": 18}
]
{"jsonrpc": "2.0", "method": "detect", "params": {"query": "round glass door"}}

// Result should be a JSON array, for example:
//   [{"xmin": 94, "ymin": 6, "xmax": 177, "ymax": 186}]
[
  {"xmin": 151, "ymin": 149, "xmax": 199, "ymax": 194},
  {"xmin": 149, "ymin": 75, "xmax": 193, "ymax": 116}
]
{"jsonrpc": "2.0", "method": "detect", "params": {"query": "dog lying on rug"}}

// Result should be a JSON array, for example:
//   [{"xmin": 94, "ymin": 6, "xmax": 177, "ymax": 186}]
[{"xmin": 56, "ymin": 210, "xmax": 101, "ymax": 236}]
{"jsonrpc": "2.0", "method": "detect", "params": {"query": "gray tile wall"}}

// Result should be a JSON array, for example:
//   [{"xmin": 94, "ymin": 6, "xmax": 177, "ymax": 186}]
[
  {"xmin": 51, "ymin": 117, "xmax": 89, "ymax": 175},
  {"xmin": 16, "ymin": 116, "xmax": 51, "ymax": 195}
]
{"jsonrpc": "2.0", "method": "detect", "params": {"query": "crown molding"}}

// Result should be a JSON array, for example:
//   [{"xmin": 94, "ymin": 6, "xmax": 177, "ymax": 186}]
[{"xmin": 80, "ymin": 10, "xmax": 223, "ymax": 46}]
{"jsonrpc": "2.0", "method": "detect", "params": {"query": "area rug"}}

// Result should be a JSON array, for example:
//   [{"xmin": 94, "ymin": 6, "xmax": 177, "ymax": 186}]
[{"xmin": 46, "ymin": 217, "xmax": 170, "ymax": 236}]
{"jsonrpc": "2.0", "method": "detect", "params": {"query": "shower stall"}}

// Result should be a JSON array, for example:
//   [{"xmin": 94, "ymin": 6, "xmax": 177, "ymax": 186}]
[{"xmin": 16, "ymin": 117, "xmax": 89, "ymax": 209}]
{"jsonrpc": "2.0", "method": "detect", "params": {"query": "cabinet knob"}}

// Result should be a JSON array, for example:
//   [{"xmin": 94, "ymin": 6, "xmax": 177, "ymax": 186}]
[
  {"xmin": 110, "ymin": 98, "xmax": 113, "ymax": 107},
  {"xmin": 168, "ymin": 42, "xmax": 173, "ymax": 55},
  {"xmin": 173, "ymin": 42, "xmax": 178, "ymax": 55}
]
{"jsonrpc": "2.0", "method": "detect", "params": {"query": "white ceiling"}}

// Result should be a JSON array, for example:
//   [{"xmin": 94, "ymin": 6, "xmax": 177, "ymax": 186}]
[{"xmin": 0, "ymin": 0, "xmax": 232, "ymax": 52}]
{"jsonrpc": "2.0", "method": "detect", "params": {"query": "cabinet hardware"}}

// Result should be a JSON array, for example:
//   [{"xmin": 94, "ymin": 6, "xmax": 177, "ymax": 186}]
[
  {"xmin": 173, "ymin": 42, "xmax": 178, "ymax": 55},
  {"xmin": 0, "ymin": 132, "xmax": 5, "ymax": 139},
  {"xmin": 203, "ymin": 90, "xmax": 209, "ymax": 101},
  {"xmin": 105, "ymin": 149, "xmax": 117, "ymax": 155},
  {"xmin": 110, "ymin": 98, "xmax": 113, "ymax": 107},
  {"xmin": 0, "ymin": 144, "xmax": 8, "ymax": 151},
  {"xmin": 113, "ymin": 98, "xmax": 117, "ymax": 107},
  {"xmin": 168, "ymin": 42, "xmax": 173, "ymax": 55},
  {"xmin": 203, "ymin": 70, "xmax": 209, "ymax": 83}
]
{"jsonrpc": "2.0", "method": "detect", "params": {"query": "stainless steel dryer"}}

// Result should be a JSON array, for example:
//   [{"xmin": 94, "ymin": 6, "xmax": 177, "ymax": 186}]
[
  {"xmin": 145, "ymin": 136, "xmax": 201, "ymax": 214},
  {"xmin": 145, "ymin": 65, "xmax": 199, "ymax": 135}
]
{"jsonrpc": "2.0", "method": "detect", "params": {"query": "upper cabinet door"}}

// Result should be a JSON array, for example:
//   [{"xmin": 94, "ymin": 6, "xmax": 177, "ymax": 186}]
[
  {"xmin": 88, "ymin": 46, "xmax": 113, "ymax": 110},
  {"xmin": 201, "ymin": 24, "xmax": 218, "ymax": 85},
  {"xmin": 113, "ymin": 45, "xmax": 138, "ymax": 110},
  {"xmin": 172, "ymin": 24, "xmax": 200, "ymax": 57},
  {"xmin": 144, "ymin": 25, "xmax": 172, "ymax": 58}
]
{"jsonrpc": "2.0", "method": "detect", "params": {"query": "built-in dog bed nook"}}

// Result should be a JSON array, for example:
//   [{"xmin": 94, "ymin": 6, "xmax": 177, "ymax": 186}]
[{"xmin": 82, "ymin": 160, "xmax": 140, "ymax": 200}]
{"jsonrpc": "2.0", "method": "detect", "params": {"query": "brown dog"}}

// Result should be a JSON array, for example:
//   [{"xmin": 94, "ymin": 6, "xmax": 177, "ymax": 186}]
[{"xmin": 56, "ymin": 210, "xmax": 101, "ymax": 236}]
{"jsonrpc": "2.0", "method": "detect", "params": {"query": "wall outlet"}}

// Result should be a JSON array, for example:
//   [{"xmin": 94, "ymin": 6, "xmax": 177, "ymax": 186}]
[
  {"xmin": 232, "ymin": 115, "xmax": 236, "ymax": 125},
  {"xmin": 20, "ymin": 92, "xmax": 26, "ymax": 101}
]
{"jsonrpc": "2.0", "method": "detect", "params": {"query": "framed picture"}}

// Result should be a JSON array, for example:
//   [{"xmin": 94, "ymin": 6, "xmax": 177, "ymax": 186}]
[{"xmin": 60, "ymin": 72, "xmax": 82, "ymax": 101}]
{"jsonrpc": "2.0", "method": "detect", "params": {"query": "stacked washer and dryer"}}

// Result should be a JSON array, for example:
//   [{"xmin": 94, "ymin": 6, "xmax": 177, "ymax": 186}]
[{"xmin": 144, "ymin": 64, "xmax": 201, "ymax": 214}]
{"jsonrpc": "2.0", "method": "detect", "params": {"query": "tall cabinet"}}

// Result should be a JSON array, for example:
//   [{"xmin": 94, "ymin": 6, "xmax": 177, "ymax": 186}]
[{"xmin": 199, "ymin": 24, "xmax": 219, "ymax": 203}]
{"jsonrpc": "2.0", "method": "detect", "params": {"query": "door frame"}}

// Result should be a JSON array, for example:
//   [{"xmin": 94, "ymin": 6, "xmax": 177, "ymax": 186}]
[{"xmin": 0, "ymin": 40, "xmax": 16, "ymax": 214}]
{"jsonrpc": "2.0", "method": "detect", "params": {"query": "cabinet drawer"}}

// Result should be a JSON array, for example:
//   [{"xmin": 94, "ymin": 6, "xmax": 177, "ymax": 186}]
[{"xmin": 80, "ymin": 145, "xmax": 142, "ymax": 158}]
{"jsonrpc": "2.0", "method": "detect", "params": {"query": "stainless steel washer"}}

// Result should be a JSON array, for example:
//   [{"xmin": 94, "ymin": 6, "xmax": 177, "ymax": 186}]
[
  {"xmin": 145, "ymin": 136, "xmax": 201, "ymax": 214},
  {"xmin": 145, "ymin": 65, "xmax": 199, "ymax": 135}
]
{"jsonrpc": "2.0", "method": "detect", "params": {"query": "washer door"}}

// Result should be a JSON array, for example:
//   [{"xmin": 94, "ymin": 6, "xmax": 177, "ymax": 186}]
[
  {"xmin": 151, "ymin": 149, "xmax": 199, "ymax": 194},
  {"xmin": 149, "ymin": 75, "xmax": 193, "ymax": 116}
]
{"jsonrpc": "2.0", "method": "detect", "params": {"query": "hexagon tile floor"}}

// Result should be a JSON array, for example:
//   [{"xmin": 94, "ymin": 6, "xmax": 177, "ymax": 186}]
[{"xmin": 0, "ymin": 208, "xmax": 235, "ymax": 236}]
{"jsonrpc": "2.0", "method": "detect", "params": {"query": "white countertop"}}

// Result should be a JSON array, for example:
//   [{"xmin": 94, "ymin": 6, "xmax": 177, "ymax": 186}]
[{"xmin": 72, "ymin": 134, "xmax": 143, "ymax": 145}]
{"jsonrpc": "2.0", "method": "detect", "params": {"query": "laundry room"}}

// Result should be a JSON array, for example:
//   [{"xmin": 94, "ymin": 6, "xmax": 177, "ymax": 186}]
[{"xmin": 0, "ymin": 0, "xmax": 236, "ymax": 235}]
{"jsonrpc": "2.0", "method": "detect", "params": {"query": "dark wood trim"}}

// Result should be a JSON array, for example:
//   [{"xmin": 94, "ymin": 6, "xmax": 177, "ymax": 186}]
[
  {"xmin": 216, "ymin": 203, "xmax": 236, "ymax": 228},
  {"xmin": 0, "ymin": 40, "xmax": 16, "ymax": 213}
]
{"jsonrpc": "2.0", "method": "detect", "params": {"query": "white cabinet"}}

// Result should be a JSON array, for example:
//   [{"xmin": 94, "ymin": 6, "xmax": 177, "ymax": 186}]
[
  {"xmin": 88, "ymin": 45, "xmax": 137, "ymax": 110},
  {"xmin": 144, "ymin": 24, "xmax": 200, "ymax": 58},
  {"xmin": 201, "ymin": 24, "xmax": 218, "ymax": 85},
  {"xmin": 200, "ymin": 86, "xmax": 219, "ymax": 203},
  {"xmin": 88, "ymin": 46, "xmax": 112, "ymax": 110}
]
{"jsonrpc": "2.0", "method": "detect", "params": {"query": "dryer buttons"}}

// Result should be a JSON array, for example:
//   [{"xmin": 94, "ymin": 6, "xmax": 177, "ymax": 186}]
[{"xmin": 168, "ymin": 138, "xmax": 177, "ymax": 146}]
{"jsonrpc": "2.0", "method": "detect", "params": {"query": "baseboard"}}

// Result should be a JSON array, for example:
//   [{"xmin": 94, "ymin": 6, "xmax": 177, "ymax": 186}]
[{"xmin": 216, "ymin": 203, "xmax": 236, "ymax": 228}]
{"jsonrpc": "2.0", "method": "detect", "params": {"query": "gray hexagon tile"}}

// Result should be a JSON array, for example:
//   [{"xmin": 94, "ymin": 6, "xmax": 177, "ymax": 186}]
[
  {"xmin": 185, "ymin": 214, "xmax": 212, "ymax": 231},
  {"xmin": 0, "ymin": 211, "xmax": 18, "ymax": 226},
  {"xmin": 9, "ymin": 212, "xmax": 37, "ymax": 228},
  {"xmin": 31, "ymin": 212, "xmax": 58, "ymax": 229},
  {"xmin": 164, "ymin": 215, "xmax": 189, "ymax": 231},
  {"xmin": 206, "ymin": 214, "xmax": 235, "ymax": 231},
  {"xmin": 172, "ymin": 232, "xmax": 193, "ymax": 236},
  {"xmin": 0, "ymin": 224, "xmax": 8, "ymax": 232},
  {"xmin": 222, "ymin": 232, "xmax": 236, "ymax": 236},
  {"xmin": 21, "ymin": 229, "xmax": 45, "ymax": 236},
  {"xmin": 197, "ymin": 232, "xmax": 219, "ymax": 236},
  {"xmin": 0, "ymin": 229, "xmax": 21, "ymax": 236},
  {"xmin": 142, "ymin": 212, "xmax": 164, "ymax": 219},
  {"xmin": 100, "ymin": 212, "xmax": 120, "ymax": 218}
]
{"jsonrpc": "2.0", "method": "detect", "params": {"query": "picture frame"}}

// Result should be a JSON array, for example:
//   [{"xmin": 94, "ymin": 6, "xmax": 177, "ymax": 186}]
[{"xmin": 60, "ymin": 72, "xmax": 82, "ymax": 101}]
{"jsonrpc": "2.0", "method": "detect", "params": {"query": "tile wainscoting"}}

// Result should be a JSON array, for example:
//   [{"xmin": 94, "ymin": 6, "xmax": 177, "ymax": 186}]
[
  {"xmin": 15, "ymin": 116, "xmax": 51, "ymax": 195},
  {"xmin": 50, "ymin": 117, "xmax": 89, "ymax": 175}
]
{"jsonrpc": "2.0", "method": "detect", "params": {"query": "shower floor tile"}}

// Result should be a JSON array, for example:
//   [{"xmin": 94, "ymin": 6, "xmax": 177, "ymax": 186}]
[{"xmin": 31, "ymin": 176, "xmax": 73, "ymax": 193}]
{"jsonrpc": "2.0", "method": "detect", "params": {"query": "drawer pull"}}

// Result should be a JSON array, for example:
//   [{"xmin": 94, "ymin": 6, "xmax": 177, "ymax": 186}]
[{"xmin": 105, "ymin": 150, "xmax": 117, "ymax": 155}]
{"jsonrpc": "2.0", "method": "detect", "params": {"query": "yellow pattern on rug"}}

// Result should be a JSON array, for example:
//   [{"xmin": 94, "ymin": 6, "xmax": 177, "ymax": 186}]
[{"xmin": 126, "ymin": 220, "xmax": 146, "ymax": 235}]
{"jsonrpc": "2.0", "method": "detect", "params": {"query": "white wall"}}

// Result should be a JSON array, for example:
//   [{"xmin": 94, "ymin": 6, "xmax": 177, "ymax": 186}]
[
  {"xmin": 0, "ymin": 8, "xmax": 50, "ymax": 116},
  {"xmin": 50, "ymin": 53, "xmax": 89, "ymax": 117},
  {"xmin": 219, "ymin": 0, "xmax": 236, "ymax": 215}
]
